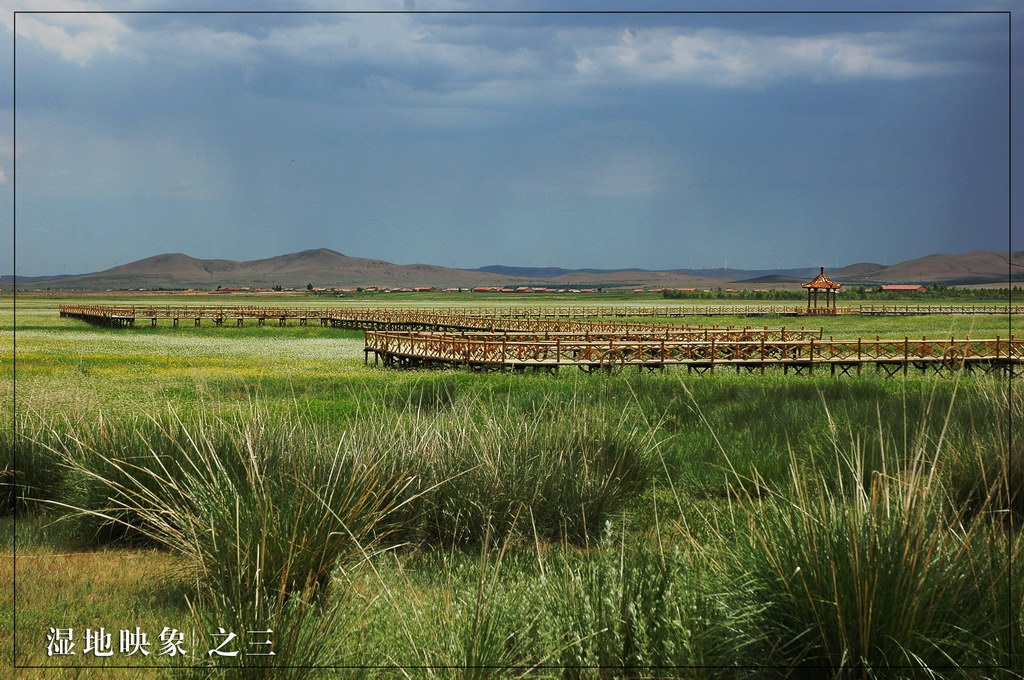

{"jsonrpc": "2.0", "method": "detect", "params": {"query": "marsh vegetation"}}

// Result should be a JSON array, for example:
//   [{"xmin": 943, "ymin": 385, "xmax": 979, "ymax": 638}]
[{"xmin": 2, "ymin": 295, "xmax": 1020, "ymax": 678}]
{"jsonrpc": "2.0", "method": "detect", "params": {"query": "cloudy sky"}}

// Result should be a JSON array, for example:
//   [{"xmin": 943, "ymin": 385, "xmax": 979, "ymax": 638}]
[{"xmin": 0, "ymin": 1, "xmax": 1016, "ymax": 276}]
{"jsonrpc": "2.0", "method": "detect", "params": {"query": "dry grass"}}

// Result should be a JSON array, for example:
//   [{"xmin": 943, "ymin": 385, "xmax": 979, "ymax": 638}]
[{"xmin": 1, "ymin": 544, "xmax": 191, "ymax": 674}]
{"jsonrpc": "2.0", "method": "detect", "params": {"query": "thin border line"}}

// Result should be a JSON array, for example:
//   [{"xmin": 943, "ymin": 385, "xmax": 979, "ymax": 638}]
[
  {"xmin": 9, "ymin": 6, "xmax": 1015, "ymax": 675},
  {"xmin": 8, "ymin": 9, "xmax": 1015, "ymax": 13},
  {"xmin": 10, "ymin": 7, "xmax": 15, "ymax": 673},
  {"xmin": 1007, "ymin": 8, "xmax": 1015, "ymax": 672}
]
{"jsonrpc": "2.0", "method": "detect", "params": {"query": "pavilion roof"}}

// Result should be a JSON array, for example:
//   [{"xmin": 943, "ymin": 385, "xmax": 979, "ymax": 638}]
[{"xmin": 802, "ymin": 267, "xmax": 842, "ymax": 290}]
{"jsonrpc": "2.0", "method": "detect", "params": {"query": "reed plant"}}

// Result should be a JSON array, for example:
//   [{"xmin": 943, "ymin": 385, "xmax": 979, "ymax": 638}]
[
  {"xmin": 377, "ymin": 396, "xmax": 659, "ymax": 546},
  {"xmin": 1, "ymin": 413, "xmax": 73, "ymax": 513},
  {"xmin": 537, "ymin": 535, "xmax": 760, "ymax": 678},
  {"xmin": 182, "ymin": 585, "xmax": 368, "ymax": 679},
  {"xmin": 12, "ymin": 364, "xmax": 1018, "ymax": 676},
  {"xmin": 354, "ymin": 531, "xmax": 549, "ymax": 678},
  {"xmin": 41, "ymin": 404, "xmax": 406, "ymax": 598},
  {"xmin": 710, "ymin": 397, "xmax": 1017, "ymax": 677}
]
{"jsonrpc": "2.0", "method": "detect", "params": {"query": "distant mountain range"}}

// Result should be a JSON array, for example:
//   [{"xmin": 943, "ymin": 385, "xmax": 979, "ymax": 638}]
[
  {"xmin": 0, "ymin": 273, "xmax": 79, "ymax": 283},
  {"xmin": 7, "ymin": 248, "xmax": 1022, "ymax": 290},
  {"xmin": 476, "ymin": 265, "xmax": 822, "ymax": 281},
  {"xmin": 834, "ymin": 250, "xmax": 1022, "ymax": 285}
]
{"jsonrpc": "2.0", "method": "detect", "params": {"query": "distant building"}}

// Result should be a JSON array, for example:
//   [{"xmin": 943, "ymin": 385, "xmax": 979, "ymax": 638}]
[
  {"xmin": 414, "ymin": 286, "xmax": 437, "ymax": 292},
  {"xmin": 880, "ymin": 284, "xmax": 928, "ymax": 293}
]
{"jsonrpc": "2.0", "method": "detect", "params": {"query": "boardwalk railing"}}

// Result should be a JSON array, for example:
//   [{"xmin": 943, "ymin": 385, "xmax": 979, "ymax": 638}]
[
  {"xmin": 56, "ymin": 304, "xmax": 1020, "ymax": 375},
  {"xmin": 58, "ymin": 304, "xmax": 823, "ymax": 338},
  {"xmin": 59, "ymin": 302, "xmax": 1022, "ymax": 323},
  {"xmin": 364, "ymin": 332, "xmax": 1023, "ymax": 374}
]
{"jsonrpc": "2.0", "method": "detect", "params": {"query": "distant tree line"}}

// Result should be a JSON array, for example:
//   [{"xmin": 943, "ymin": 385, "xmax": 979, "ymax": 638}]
[
  {"xmin": 662, "ymin": 286, "xmax": 1020, "ymax": 302},
  {"xmin": 841, "ymin": 285, "xmax": 1020, "ymax": 301},
  {"xmin": 662, "ymin": 289, "xmax": 802, "ymax": 301}
]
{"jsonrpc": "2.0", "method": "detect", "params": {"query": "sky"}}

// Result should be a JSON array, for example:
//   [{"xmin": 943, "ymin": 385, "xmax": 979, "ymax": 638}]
[{"xmin": 0, "ymin": 1, "xmax": 1018, "ymax": 276}]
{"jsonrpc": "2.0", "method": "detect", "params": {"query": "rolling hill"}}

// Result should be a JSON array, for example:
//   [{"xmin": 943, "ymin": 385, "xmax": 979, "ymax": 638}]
[
  {"xmin": 15, "ymin": 249, "xmax": 519, "ymax": 290},
  {"xmin": 837, "ymin": 250, "xmax": 1024, "ymax": 285},
  {"xmin": 9, "ymin": 248, "xmax": 1021, "ymax": 290}
]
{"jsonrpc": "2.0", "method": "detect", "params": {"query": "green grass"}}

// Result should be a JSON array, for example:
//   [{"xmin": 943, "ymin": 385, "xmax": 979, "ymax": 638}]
[{"xmin": 2, "ymin": 295, "xmax": 1020, "ymax": 678}]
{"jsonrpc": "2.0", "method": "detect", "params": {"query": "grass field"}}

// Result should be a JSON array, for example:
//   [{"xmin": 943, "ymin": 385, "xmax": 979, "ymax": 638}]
[{"xmin": 2, "ymin": 294, "xmax": 1020, "ymax": 678}]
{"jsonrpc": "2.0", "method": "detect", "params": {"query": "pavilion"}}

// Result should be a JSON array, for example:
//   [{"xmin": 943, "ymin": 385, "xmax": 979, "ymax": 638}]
[{"xmin": 802, "ymin": 267, "xmax": 842, "ymax": 315}]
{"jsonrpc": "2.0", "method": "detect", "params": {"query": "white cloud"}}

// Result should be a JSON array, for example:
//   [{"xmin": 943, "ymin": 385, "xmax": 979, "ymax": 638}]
[
  {"xmin": 0, "ymin": 169, "xmax": 8, "ymax": 186},
  {"xmin": 572, "ymin": 28, "xmax": 963, "ymax": 88},
  {"xmin": 1, "ymin": 0, "xmax": 131, "ymax": 65},
  {"xmin": 129, "ymin": 17, "xmax": 969, "ymax": 108},
  {"xmin": 4, "ymin": 9, "xmax": 972, "ymax": 90}
]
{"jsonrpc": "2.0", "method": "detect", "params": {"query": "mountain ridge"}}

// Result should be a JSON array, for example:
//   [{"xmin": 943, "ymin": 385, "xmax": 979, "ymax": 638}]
[{"xmin": 9, "ymin": 248, "xmax": 1022, "ymax": 289}]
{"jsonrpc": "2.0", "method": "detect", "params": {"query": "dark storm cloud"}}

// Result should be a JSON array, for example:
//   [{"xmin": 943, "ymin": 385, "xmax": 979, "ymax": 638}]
[{"xmin": 1, "ymin": 4, "xmax": 1013, "ymax": 275}]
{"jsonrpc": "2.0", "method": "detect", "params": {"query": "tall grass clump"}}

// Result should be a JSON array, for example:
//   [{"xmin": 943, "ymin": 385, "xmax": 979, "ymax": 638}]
[
  {"xmin": 721, "ymin": 416, "xmax": 1015, "ymax": 676},
  {"xmin": 184, "ymin": 585, "xmax": 370, "ymax": 679},
  {"xmin": 31, "ymin": 392, "xmax": 662, "ymax": 671},
  {"xmin": 0, "ymin": 412, "xmax": 74, "ymax": 513},
  {"xmin": 536, "ymin": 532, "xmax": 760, "ymax": 678},
  {"xmin": 37, "ymin": 404, "xmax": 406, "ymax": 674},
  {"xmin": 941, "ymin": 381, "xmax": 1022, "ymax": 524},
  {"xmin": 353, "ymin": 533, "xmax": 549, "ymax": 678},
  {"xmin": 46, "ymin": 404, "xmax": 406, "ymax": 598},
  {"xmin": 375, "ymin": 394, "xmax": 660, "ymax": 546}
]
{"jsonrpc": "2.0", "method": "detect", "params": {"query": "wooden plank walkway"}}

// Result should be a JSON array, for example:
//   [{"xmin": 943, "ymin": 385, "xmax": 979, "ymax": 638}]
[
  {"xmin": 59, "ymin": 302, "xmax": 1022, "ymax": 325},
  {"xmin": 56, "ymin": 304, "xmax": 1021, "ymax": 376},
  {"xmin": 57, "ymin": 304, "xmax": 823, "ymax": 338},
  {"xmin": 364, "ymin": 331, "xmax": 1023, "ymax": 376}
]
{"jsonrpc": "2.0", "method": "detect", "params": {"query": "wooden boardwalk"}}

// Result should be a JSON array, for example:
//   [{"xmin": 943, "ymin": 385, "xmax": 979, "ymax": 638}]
[
  {"xmin": 59, "ymin": 302, "xmax": 1021, "ymax": 326},
  {"xmin": 58, "ymin": 304, "xmax": 822, "ymax": 338},
  {"xmin": 364, "ymin": 331, "xmax": 1023, "ymax": 376},
  {"xmin": 58, "ymin": 304, "xmax": 1020, "ymax": 376}
]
